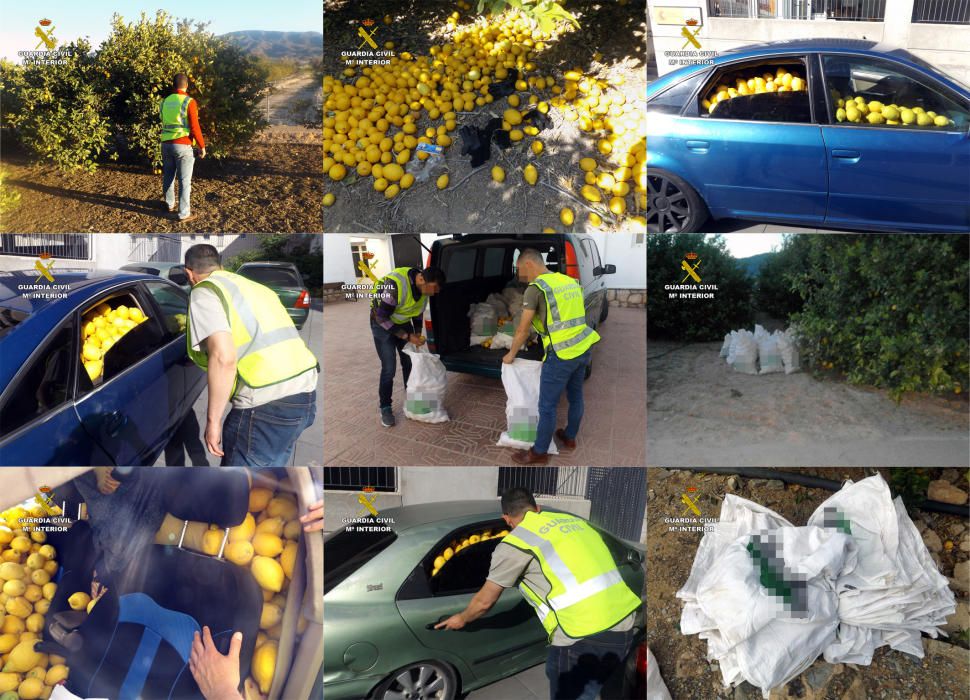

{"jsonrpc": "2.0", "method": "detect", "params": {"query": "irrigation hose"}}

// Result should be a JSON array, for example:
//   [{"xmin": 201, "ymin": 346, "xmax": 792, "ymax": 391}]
[{"xmin": 669, "ymin": 467, "xmax": 970, "ymax": 518}]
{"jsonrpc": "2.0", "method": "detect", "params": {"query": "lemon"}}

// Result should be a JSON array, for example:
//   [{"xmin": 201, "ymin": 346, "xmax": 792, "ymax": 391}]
[
  {"xmin": 0, "ymin": 561, "xmax": 25, "ymax": 579},
  {"xmin": 25, "ymin": 613, "xmax": 44, "ymax": 633},
  {"xmin": 5, "ymin": 640, "xmax": 41, "ymax": 672},
  {"xmin": 845, "ymin": 105, "xmax": 860, "ymax": 122},
  {"xmin": 251, "ymin": 556, "xmax": 284, "ymax": 592},
  {"xmin": 18, "ymin": 677, "xmax": 44, "ymax": 700},
  {"xmin": 0, "ymin": 673, "xmax": 17, "ymax": 693},
  {"xmin": 468, "ymin": 534, "xmax": 480, "ymax": 544},
  {"xmin": 29, "ymin": 570, "xmax": 49, "ymax": 586},
  {"xmin": 917, "ymin": 112, "xmax": 933, "ymax": 126},
  {"xmin": 201, "ymin": 529, "xmax": 223, "ymax": 556},
  {"xmin": 581, "ymin": 185, "xmax": 601, "ymax": 202},
  {"xmin": 252, "ymin": 641, "xmax": 278, "ymax": 694},
  {"xmin": 531, "ymin": 140, "xmax": 543, "ymax": 156},
  {"xmin": 82, "ymin": 343, "xmax": 101, "ymax": 362},
  {"xmin": 836, "ymin": 108, "xmax": 846, "ymax": 122},
  {"xmin": 597, "ymin": 140, "xmax": 612, "ymax": 155},
  {"xmin": 503, "ymin": 109, "xmax": 522, "ymax": 126},
  {"xmin": 560, "ymin": 208, "xmax": 575, "ymax": 226},
  {"xmin": 2, "ymin": 580, "xmax": 25, "ymax": 597},
  {"xmin": 491, "ymin": 166, "xmax": 505, "ymax": 183},
  {"xmin": 866, "ymin": 112, "xmax": 885, "ymax": 125},
  {"xmin": 260, "ymin": 602, "xmax": 282, "ymax": 630},
  {"xmin": 579, "ymin": 157, "xmax": 597, "ymax": 172},
  {"xmin": 588, "ymin": 212, "xmax": 603, "ymax": 227},
  {"xmin": 508, "ymin": 94, "xmax": 520, "ymax": 108},
  {"xmin": 327, "ymin": 163, "xmax": 347, "ymax": 181},
  {"xmin": 509, "ymin": 129, "xmax": 524, "ymax": 142},
  {"xmin": 323, "ymin": 193, "xmax": 335, "ymax": 207},
  {"xmin": 253, "ymin": 533, "xmax": 284, "ymax": 558},
  {"xmin": 382, "ymin": 163, "xmax": 404, "ymax": 182},
  {"xmin": 384, "ymin": 184, "xmax": 400, "ymax": 199},
  {"xmin": 609, "ymin": 197, "xmax": 627, "ymax": 216},
  {"xmin": 934, "ymin": 115, "xmax": 950, "ymax": 127},
  {"xmin": 225, "ymin": 541, "xmax": 255, "ymax": 566},
  {"xmin": 280, "ymin": 540, "xmax": 298, "ymax": 579},
  {"xmin": 45, "ymin": 664, "xmax": 69, "ymax": 686},
  {"xmin": 436, "ymin": 173, "xmax": 449, "ymax": 189},
  {"xmin": 881, "ymin": 105, "xmax": 900, "ymax": 121},
  {"xmin": 523, "ymin": 164, "xmax": 538, "ymax": 186}
]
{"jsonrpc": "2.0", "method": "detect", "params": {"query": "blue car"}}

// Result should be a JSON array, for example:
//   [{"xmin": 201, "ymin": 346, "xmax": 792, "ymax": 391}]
[
  {"xmin": 647, "ymin": 39, "xmax": 970, "ymax": 232},
  {"xmin": 0, "ymin": 270, "xmax": 205, "ymax": 466}
]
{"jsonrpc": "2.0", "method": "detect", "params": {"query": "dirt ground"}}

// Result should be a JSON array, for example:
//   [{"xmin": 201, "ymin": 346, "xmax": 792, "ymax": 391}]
[
  {"xmin": 647, "ymin": 342, "xmax": 970, "ymax": 468},
  {"xmin": 2, "ymin": 69, "xmax": 323, "ymax": 233},
  {"xmin": 322, "ymin": 0, "xmax": 647, "ymax": 233},
  {"xmin": 647, "ymin": 468, "xmax": 970, "ymax": 700}
]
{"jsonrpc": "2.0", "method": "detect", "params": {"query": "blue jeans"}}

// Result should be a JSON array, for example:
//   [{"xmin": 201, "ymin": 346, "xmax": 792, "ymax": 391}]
[
  {"xmin": 534, "ymin": 349, "xmax": 591, "ymax": 455},
  {"xmin": 371, "ymin": 316, "xmax": 413, "ymax": 409},
  {"xmin": 220, "ymin": 391, "xmax": 316, "ymax": 467},
  {"xmin": 161, "ymin": 141, "xmax": 195, "ymax": 219},
  {"xmin": 546, "ymin": 627, "xmax": 635, "ymax": 700}
]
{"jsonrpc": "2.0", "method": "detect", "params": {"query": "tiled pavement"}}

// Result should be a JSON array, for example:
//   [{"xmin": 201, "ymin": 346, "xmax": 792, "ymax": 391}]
[
  {"xmin": 323, "ymin": 300, "xmax": 646, "ymax": 467},
  {"xmin": 464, "ymin": 663, "xmax": 547, "ymax": 699}
]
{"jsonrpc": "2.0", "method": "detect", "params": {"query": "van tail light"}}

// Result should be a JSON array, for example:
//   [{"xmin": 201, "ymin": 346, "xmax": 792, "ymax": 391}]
[
  {"xmin": 295, "ymin": 289, "xmax": 311, "ymax": 309},
  {"xmin": 564, "ymin": 241, "xmax": 581, "ymax": 280},
  {"xmin": 637, "ymin": 642, "xmax": 647, "ymax": 677},
  {"xmin": 426, "ymin": 251, "xmax": 431, "ymax": 269}
]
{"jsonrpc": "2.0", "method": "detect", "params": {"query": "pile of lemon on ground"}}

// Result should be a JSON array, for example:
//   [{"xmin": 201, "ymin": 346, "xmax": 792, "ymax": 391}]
[
  {"xmin": 196, "ymin": 475, "xmax": 304, "ymax": 699},
  {"xmin": 80, "ymin": 303, "xmax": 149, "ymax": 382},
  {"xmin": 0, "ymin": 503, "xmax": 69, "ymax": 700},
  {"xmin": 431, "ymin": 528, "xmax": 509, "ymax": 578},
  {"xmin": 832, "ymin": 90, "xmax": 955, "ymax": 127},
  {"xmin": 323, "ymin": 4, "xmax": 646, "ymax": 231},
  {"xmin": 702, "ymin": 66, "xmax": 808, "ymax": 114}
]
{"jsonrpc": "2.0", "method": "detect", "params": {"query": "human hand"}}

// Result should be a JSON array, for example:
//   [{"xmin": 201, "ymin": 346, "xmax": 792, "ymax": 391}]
[
  {"xmin": 200, "ymin": 147, "xmax": 207, "ymax": 159},
  {"xmin": 94, "ymin": 467, "xmax": 120, "ymax": 495},
  {"xmin": 409, "ymin": 334, "xmax": 426, "ymax": 347},
  {"xmin": 502, "ymin": 351, "xmax": 516, "ymax": 365},
  {"xmin": 205, "ymin": 419, "xmax": 224, "ymax": 457},
  {"xmin": 300, "ymin": 499, "xmax": 323, "ymax": 533},
  {"xmin": 189, "ymin": 626, "xmax": 243, "ymax": 700},
  {"xmin": 434, "ymin": 614, "xmax": 465, "ymax": 630}
]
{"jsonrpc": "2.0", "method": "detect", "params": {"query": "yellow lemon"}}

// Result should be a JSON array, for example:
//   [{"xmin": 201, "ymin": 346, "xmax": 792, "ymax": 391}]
[
  {"xmin": 225, "ymin": 541, "xmax": 255, "ymax": 566},
  {"xmin": 229, "ymin": 513, "xmax": 256, "ymax": 543},
  {"xmin": 252, "ymin": 641, "xmax": 278, "ymax": 694},
  {"xmin": 581, "ymin": 184, "xmax": 602, "ymax": 202},
  {"xmin": 280, "ymin": 540, "xmax": 298, "ymax": 579},
  {"xmin": 253, "ymin": 533, "xmax": 284, "ymax": 558},
  {"xmin": 531, "ymin": 140, "xmax": 543, "ymax": 156},
  {"xmin": 323, "ymin": 193, "xmax": 335, "ymax": 207},
  {"xmin": 251, "ymin": 556, "xmax": 284, "ymax": 593},
  {"xmin": 18, "ymin": 677, "xmax": 44, "ymax": 700},
  {"xmin": 934, "ymin": 115, "xmax": 950, "ymax": 127},
  {"xmin": 491, "ymin": 166, "xmax": 505, "ymax": 183},
  {"xmin": 560, "ymin": 208, "xmax": 575, "ymax": 226},
  {"xmin": 523, "ymin": 164, "xmax": 538, "ymax": 185},
  {"xmin": 328, "ymin": 163, "xmax": 347, "ymax": 181},
  {"xmin": 436, "ymin": 173, "xmax": 449, "ymax": 189}
]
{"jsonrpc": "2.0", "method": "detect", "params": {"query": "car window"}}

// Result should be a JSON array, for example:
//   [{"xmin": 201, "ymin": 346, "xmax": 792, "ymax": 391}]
[
  {"xmin": 649, "ymin": 71, "xmax": 708, "ymax": 115},
  {"xmin": 425, "ymin": 521, "xmax": 508, "ymax": 597},
  {"xmin": 822, "ymin": 55, "xmax": 969, "ymax": 130},
  {"xmin": 143, "ymin": 282, "xmax": 188, "ymax": 341},
  {"xmin": 238, "ymin": 267, "xmax": 301, "ymax": 287},
  {"xmin": 0, "ymin": 321, "xmax": 74, "ymax": 438},
  {"xmin": 167, "ymin": 267, "xmax": 189, "ymax": 286},
  {"xmin": 582, "ymin": 239, "xmax": 603, "ymax": 273},
  {"xmin": 441, "ymin": 247, "xmax": 477, "ymax": 283},
  {"xmin": 324, "ymin": 526, "xmax": 397, "ymax": 594},
  {"xmin": 482, "ymin": 248, "xmax": 506, "ymax": 277},
  {"xmin": 699, "ymin": 59, "xmax": 811, "ymax": 123}
]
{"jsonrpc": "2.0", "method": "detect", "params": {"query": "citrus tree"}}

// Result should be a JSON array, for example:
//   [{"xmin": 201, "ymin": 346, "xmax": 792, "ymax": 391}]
[
  {"xmin": 789, "ymin": 235, "xmax": 968, "ymax": 399},
  {"xmin": 647, "ymin": 234, "xmax": 754, "ymax": 341},
  {"xmin": 476, "ymin": 0, "xmax": 579, "ymax": 32}
]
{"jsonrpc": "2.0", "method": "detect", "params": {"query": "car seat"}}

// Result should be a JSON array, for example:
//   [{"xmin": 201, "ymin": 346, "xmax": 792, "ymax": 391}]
[{"xmin": 57, "ymin": 468, "xmax": 261, "ymax": 700}]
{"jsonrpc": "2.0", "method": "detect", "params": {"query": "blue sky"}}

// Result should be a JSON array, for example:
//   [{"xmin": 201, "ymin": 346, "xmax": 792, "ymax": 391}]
[
  {"xmin": 718, "ymin": 234, "xmax": 785, "ymax": 259},
  {"xmin": 1, "ymin": 0, "xmax": 321, "ymax": 61}
]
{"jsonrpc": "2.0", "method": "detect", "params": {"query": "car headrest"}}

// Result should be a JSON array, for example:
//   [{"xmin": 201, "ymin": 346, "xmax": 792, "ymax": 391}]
[{"xmin": 155, "ymin": 468, "xmax": 250, "ymax": 528}]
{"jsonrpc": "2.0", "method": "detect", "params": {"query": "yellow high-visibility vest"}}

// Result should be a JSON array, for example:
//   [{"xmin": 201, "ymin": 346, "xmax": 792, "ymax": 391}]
[
  {"xmin": 160, "ymin": 93, "xmax": 192, "ymax": 142},
  {"xmin": 502, "ymin": 510, "xmax": 641, "ymax": 641},
  {"xmin": 373, "ymin": 267, "xmax": 427, "ymax": 324},
  {"xmin": 186, "ymin": 270, "xmax": 317, "ymax": 392},
  {"xmin": 529, "ymin": 272, "xmax": 600, "ymax": 360}
]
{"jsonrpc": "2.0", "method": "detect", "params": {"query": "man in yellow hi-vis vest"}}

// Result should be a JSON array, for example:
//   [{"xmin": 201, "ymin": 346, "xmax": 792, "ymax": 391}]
[
  {"xmin": 370, "ymin": 265, "xmax": 446, "ymax": 427},
  {"xmin": 502, "ymin": 248, "xmax": 600, "ymax": 464},
  {"xmin": 160, "ymin": 73, "xmax": 206, "ymax": 223},
  {"xmin": 436, "ymin": 487, "xmax": 641, "ymax": 700},
  {"xmin": 184, "ymin": 244, "xmax": 318, "ymax": 466}
]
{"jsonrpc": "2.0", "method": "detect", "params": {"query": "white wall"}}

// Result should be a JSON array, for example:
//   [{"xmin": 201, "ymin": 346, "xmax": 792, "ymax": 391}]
[
  {"xmin": 588, "ymin": 233, "xmax": 647, "ymax": 288},
  {"xmin": 323, "ymin": 234, "xmax": 360, "ymax": 285},
  {"xmin": 92, "ymin": 234, "xmax": 134, "ymax": 270},
  {"xmin": 401, "ymin": 467, "xmax": 500, "ymax": 506}
]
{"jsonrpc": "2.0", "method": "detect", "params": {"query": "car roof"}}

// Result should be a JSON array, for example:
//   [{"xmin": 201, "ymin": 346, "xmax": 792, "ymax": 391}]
[
  {"xmin": 237, "ymin": 261, "xmax": 298, "ymax": 268},
  {"xmin": 378, "ymin": 500, "xmax": 504, "ymax": 532},
  {"xmin": 121, "ymin": 262, "xmax": 184, "ymax": 270}
]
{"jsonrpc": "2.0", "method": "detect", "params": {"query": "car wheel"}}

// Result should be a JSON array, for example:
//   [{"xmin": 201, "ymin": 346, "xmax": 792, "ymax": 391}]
[
  {"xmin": 599, "ymin": 300, "xmax": 609, "ymax": 324},
  {"xmin": 370, "ymin": 660, "xmax": 458, "ymax": 700},
  {"xmin": 647, "ymin": 171, "xmax": 708, "ymax": 233}
]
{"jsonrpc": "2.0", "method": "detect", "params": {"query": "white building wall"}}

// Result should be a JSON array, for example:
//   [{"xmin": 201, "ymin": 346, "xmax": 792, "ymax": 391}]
[{"xmin": 323, "ymin": 234, "xmax": 394, "ymax": 285}]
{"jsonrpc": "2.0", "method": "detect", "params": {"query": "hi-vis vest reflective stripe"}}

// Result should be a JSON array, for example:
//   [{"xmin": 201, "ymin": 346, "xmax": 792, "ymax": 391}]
[
  {"xmin": 186, "ymin": 270, "xmax": 318, "ymax": 391},
  {"xmin": 502, "ymin": 510, "xmax": 641, "ymax": 641},
  {"xmin": 529, "ymin": 272, "xmax": 600, "ymax": 360},
  {"xmin": 160, "ymin": 93, "xmax": 192, "ymax": 142},
  {"xmin": 373, "ymin": 267, "xmax": 427, "ymax": 324}
]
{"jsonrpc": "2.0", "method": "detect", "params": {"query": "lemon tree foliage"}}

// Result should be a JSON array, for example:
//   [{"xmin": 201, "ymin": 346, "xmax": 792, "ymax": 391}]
[
  {"xmin": 753, "ymin": 234, "xmax": 809, "ymax": 319},
  {"xmin": 0, "ymin": 168, "xmax": 22, "ymax": 215},
  {"xmin": 786, "ymin": 235, "xmax": 969, "ymax": 400},
  {"xmin": 647, "ymin": 234, "xmax": 754, "ymax": 341},
  {"xmin": 476, "ymin": 0, "xmax": 579, "ymax": 33},
  {"xmin": 1, "ymin": 12, "xmax": 268, "ymax": 171}
]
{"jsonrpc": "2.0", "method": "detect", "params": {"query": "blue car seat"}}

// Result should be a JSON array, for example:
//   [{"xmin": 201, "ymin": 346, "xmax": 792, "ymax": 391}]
[{"xmin": 54, "ymin": 468, "xmax": 261, "ymax": 700}]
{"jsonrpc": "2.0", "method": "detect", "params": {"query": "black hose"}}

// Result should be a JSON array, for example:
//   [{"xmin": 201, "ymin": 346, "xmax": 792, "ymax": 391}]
[{"xmin": 670, "ymin": 467, "xmax": 970, "ymax": 518}]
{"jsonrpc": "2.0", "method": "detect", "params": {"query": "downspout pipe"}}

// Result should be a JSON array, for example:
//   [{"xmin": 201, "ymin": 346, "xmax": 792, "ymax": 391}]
[{"xmin": 669, "ymin": 467, "xmax": 970, "ymax": 518}]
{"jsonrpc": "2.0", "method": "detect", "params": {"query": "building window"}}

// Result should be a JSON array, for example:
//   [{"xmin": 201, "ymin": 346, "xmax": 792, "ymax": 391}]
[
  {"xmin": 324, "ymin": 467, "xmax": 397, "ymax": 492},
  {"xmin": 0, "ymin": 234, "xmax": 90, "ymax": 260},
  {"xmin": 913, "ymin": 0, "xmax": 970, "ymax": 24},
  {"xmin": 708, "ymin": 0, "xmax": 886, "ymax": 21}
]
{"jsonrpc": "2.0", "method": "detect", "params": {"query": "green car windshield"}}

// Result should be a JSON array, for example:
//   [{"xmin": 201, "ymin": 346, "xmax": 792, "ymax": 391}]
[{"xmin": 325, "ymin": 524, "xmax": 397, "ymax": 594}]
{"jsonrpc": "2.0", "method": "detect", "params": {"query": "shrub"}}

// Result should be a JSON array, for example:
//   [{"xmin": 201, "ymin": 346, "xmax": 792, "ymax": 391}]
[
  {"xmin": 789, "ymin": 235, "xmax": 968, "ymax": 399},
  {"xmin": 0, "ymin": 168, "xmax": 22, "ymax": 215},
  {"xmin": 647, "ymin": 234, "xmax": 754, "ymax": 341},
  {"xmin": 754, "ymin": 234, "xmax": 809, "ymax": 319}
]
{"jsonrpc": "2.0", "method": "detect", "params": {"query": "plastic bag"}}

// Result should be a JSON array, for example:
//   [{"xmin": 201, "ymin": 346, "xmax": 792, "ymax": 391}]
[
  {"xmin": 490, "ymin": 332, "xmax": 515, "ymax": 350},
  {"xmin": 468, "ymin": 303, "xmax": 498, "ymax": 345},
  {"xmin": 732, "ymin": 332, "xmax": 758, "ymax": 374},
  {"xmin": 720, "ymin": 333, "xmax": 732, "ymax": 358},
  {"xmin": 403, "ymin": 344, "xmax": 450, "ymax": 423},
  {"xmin": 776, "ymin": 329, "xmax": 801, "ymax": 374},
  {"xmin": 757, "ymin": 332, "xmax": 784, "ymax": 374},
  {"xmin": 726, "ymin": 330, "xmax": 740, "ymax": 365},
  {"xmin": 501, "ymin": 285, "xmax": 525, "ymax": 313},
  {"xmin": 485, "ymin": 292, "xmax": 509, "ymax": 317},
  {"xmin": 646, "ymin": 647, "xmax": 672, "ymax": 700},
  {"xmin": 495, "ymin": 359, "xmax": 558, "ymax": 453}
]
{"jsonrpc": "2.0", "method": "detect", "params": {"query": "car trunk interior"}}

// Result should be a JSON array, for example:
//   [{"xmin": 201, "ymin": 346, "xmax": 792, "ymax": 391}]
[{"xmin": 431, "ymin": 236, "xmax": 565, "ymax": 366}]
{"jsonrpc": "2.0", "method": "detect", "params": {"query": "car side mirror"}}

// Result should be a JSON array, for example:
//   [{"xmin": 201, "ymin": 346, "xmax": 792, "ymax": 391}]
[{"xmin": 594, "ymin": 264, "xmax": 616, "ymax": 276}]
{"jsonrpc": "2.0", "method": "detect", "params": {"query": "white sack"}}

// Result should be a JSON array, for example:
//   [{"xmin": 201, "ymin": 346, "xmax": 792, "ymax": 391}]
[
  {"xmin": 468, "ymin": 303, "xmax": 498, "ymax": 341},
  {"xmin": 720, "ymin": 333, "xmax": 732, "ymax": 358},
  {"xmin": 495, "ymin": 359, "xmax": 558, "ymax": 453},
  {"xmin": 646, "ymin": 647, "xmax": 672, "ymax": 700},
  {"xmin": 732, "ymin": 332, "xmax": 758, "ymax": 374},
  {"xmin": 726, "ymin": 330, "xmax": 741, "ymax": 365},
  {"xmin": 490, "ymin": 332, "xmax": 515, "ymax": 350},
  {"xmin": 403, "ymin": 344, "xmax": 450, "ymax": 423},
  {"xmin": 757, "ymin": 332, "xmax": 784, "ymax": 375},
  {"xmin": 485, "ymin": 292, "xmax": 509, "ymax": 317},
  {"xmin": 777, "ymin": 328, "xmax": 801, "ymax": 374}
]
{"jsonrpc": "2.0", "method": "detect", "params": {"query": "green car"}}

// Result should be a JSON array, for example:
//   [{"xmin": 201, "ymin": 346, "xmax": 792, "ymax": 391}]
[
  {"xmin": 324, "ymin": 501, "xmax": 645, "ymax": 700},
  {"xmin": 236, "ymin": 261, "xmax": 312, "ymax": 329}
]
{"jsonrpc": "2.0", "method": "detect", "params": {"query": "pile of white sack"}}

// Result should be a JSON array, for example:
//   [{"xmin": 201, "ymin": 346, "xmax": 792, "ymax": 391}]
[
  {"xmin": 469, "ymin": 285, "xmax": 532, "ymax": 350},
  {"xmin": 677, "ymin": 474, "xmax": 956, "ymax": 698},
  {"xmin": 720, "ymin": 324, "xmax": 800, "ymax": 375}
]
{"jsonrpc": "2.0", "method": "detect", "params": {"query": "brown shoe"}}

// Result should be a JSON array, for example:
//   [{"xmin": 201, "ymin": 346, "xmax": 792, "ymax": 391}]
[
  {"xmin": 555, "ymin": 429, "xmax": 577, "ymax": 451},
  {"xmin": 177, "ymin": 213, "xmax": 199, "ymax": 223},
  {"xmin": 168, "ymin": 206, "xmax": 177, "ymax": 212},
  {"xmin": 511, "ymin": 448, "xmax": 550, "ymax": 465}
]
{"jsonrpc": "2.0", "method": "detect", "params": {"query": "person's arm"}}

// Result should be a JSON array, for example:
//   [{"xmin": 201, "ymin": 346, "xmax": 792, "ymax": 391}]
[
  {"xmin": 204, "ymin": 330, "xmax": 236, "ymax": 457},
  {"xmin": 374, "ymin": 280, "xmax": 423, "ymax": 345},
  {"xmin": 188, "ymin": 98, "xmax": 206, "ymax": 154},
  {"xmin": 189, "ymin": 627, "xmax": 243, "ymax": 700},
  {"xmin": 434, "ymin": 580, "xmax": 504, "ymax": 629},
  {"xmin": 502, "ymin": 309, "xmax": 536, "ymax": 364}
]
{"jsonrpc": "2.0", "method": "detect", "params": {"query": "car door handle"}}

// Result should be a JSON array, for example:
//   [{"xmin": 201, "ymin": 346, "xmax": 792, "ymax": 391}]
[
  {"xmin": 831, "ymin": 149, "xmax": 861, "ymax": 163},
  {"xmin": 685, "ymin": 140, "xmax": 710, "ymax": 153},
  {"xmin": 426, "ymin": 615, "xmax": 451, "ymax": 630},
  {"xmin": 104, "ymin": 411, "xmax": 128, "ymax": 438}
]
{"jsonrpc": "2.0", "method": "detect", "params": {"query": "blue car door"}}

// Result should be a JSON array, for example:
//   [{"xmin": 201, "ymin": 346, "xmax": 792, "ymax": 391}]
[
  {"xmin": 72, "ymin": 284, "xmax": 184, "ymax": 465},
  {"xmin": 666, "ymin": 55, "xmax": 828, "ymax": 224},
  {"xmin": 818, "ymin": 53, "xmax": 970, "ymax": 231}
]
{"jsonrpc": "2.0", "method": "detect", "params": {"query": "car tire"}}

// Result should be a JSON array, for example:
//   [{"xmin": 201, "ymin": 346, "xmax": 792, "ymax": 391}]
[
  {"xmin": 647, "ymin": 170, "xmax": 709, "ymax": 233},
  {"xmin": 599, "ymin": 300, "xmax": 609, "ymax": 324},
  {"xmin": 584, "ymin": 358, "xmax": 593, "ymax": 380},
  {"xmin": 370, "ymin": 660, "xmax": 459, "ymax": 700}
]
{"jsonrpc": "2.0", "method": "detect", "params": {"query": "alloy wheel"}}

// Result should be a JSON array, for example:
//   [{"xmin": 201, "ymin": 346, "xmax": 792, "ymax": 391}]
[
  {"xmin": 381, "ymin": 663, "xmax": 451, "ymax": 700},
  {"xmin": 647, "ymin": 174, "xmax": 691, "ymax": 232}
]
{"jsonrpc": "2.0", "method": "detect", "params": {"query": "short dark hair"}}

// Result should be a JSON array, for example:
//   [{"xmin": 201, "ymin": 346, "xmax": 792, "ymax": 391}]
[
  {"xmin": 184, "ymin": 244, "xmax": 221, "ymax": 272},
  {"xmin": 173, "ymin": 73, "xmax": 188, "ymax": 90},
  {"xmin": 501, "ymin": 487, "xmax": 537, "ymax": 517},
  {"xmin": 420, "ymin": 267, "xmax": 446, "ymax": 285}
]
